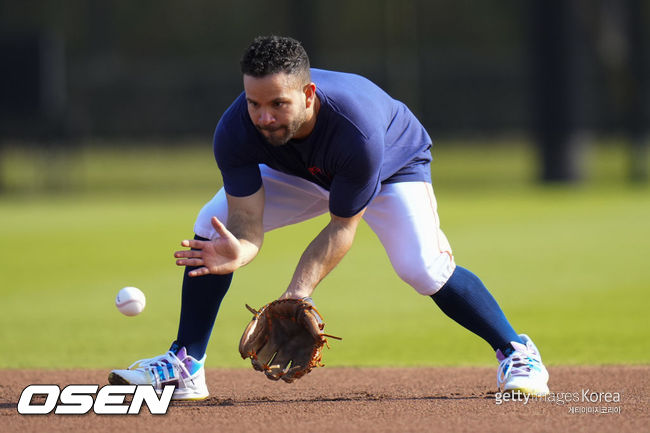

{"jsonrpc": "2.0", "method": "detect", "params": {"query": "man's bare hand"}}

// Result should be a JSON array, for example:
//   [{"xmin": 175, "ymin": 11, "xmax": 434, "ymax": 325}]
[{"xmin": 174, "ymin": 217, "xmax": 243, "ymax": 277}]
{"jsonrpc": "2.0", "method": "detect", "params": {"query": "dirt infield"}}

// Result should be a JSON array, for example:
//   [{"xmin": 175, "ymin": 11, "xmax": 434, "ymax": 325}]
[{"xmin": 1, "ymin": 366, "xmax": 647, "ymax": 433}]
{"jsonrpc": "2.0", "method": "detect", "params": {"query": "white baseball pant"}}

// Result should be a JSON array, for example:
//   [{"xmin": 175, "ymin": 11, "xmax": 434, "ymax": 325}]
[{"xmin": 194, "ymin": 164, "xmax": 456, "ymax": 295}]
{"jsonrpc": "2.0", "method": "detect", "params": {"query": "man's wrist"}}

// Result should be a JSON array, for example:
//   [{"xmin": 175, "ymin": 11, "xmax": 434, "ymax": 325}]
[{"xmin": 282, "ymin": 286, "xmax": 313, "ymax": 299}]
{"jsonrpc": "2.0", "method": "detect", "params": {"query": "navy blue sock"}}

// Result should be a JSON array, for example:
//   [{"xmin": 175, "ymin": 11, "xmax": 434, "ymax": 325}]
[
  {"xmin": 431, "ymin": 266, "xmax": 522, "ymax": 354},
  {"xmin": 172, "ymin": 235, "xmax": 233, "ymax": 360}
]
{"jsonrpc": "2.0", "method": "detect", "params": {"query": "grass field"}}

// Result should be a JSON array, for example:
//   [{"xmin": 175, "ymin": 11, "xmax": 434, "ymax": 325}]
[{"xmin": 1, "ymin": 138, "xmax": 648, "ymax": 369}]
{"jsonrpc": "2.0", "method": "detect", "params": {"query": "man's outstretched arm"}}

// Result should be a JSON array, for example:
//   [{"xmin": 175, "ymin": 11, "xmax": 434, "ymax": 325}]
[{"xmin": 281, "ymin": 209, "xmax": 365, "ymax": 299}]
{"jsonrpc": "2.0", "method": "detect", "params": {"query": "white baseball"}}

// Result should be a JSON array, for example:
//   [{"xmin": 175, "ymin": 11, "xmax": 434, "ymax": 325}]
[{"xmin": 115, "ymin": 286, "xmax": 146, "ymax": 316}]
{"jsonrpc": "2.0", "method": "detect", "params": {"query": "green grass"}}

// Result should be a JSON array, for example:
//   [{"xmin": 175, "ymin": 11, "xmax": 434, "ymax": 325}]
[{"xmin": 0, "ymin": 138, "xmax": 648, "ymax": 369}]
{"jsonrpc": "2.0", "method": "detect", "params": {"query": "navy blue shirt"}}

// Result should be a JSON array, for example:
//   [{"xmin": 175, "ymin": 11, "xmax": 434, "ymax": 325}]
[{"xmin": 213, "ymin": 68, "xmax": 432, "ymax": 217}]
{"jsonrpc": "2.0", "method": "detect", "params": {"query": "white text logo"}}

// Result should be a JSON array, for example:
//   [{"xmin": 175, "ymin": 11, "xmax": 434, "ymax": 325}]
[{"xmin": 17, "ymin": 384, "xmax": 175, "ymax": 415}]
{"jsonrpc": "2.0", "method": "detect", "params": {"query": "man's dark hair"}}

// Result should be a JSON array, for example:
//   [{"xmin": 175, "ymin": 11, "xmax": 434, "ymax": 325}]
[{"xmin": 240, "ymin": 36, "xmax": 310, "ymax": 84}]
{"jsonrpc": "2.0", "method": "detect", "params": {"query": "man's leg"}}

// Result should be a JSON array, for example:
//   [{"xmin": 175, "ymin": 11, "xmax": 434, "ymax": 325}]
[
  {"xmin": 173, "ymin": 243, "xmax": 233, "ymax": 359},
  {"xmin": 363, "ymin": 181, "xmax": 518, "ymax": 352},
  {"xmin": 109, "ymin": 165, "xmax": 331, "ymax": 399},
  {"xmin": 364, "ymin": 181, "xmax": 548, "ymax": 394},
  {"xmin": 431, "ymin": 266, "xmax": 522, "ymax": 353}
]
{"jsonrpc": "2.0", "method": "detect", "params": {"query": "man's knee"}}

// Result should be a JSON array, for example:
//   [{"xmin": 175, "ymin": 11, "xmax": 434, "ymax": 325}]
[{"xmin": 393, "ymin": 256, "xmax": 456, "ymax": 296}]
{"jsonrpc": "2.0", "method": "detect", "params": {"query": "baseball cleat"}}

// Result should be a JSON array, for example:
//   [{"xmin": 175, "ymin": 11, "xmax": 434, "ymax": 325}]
[
  {"xmin": 108, "ymin": 346, "xmax": 209, "ymax": 400},
  {"xmin": 496, "ymin": 334, "xmax": 549, "ymax": 396}
]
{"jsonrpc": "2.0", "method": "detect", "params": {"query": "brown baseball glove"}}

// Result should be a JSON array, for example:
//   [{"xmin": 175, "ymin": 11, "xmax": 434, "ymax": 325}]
[{"xmin": 239, "ymin": 298, "xmax": 341, "ymax": 383}]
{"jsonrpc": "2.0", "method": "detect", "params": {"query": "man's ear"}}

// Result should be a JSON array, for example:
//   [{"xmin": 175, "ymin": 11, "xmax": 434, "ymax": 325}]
[{"xmin": 304, "ymin": 82, "xmax": 317, "ymax": 108}]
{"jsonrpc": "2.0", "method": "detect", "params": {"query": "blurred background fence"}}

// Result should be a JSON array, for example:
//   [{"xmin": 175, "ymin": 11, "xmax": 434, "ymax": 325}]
[{"xmin": 0, "ymin": 0, "xmax": 648, "ymax": 188}]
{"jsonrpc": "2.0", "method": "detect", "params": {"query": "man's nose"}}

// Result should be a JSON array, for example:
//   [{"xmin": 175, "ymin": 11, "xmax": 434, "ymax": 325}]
[{"xmin": 258, "ymin": 110, "xmax": 275, "ymax": 126}]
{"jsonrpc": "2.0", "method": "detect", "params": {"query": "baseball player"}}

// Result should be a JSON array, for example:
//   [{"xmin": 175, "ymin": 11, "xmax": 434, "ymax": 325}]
[{"xmin": 109, "ymin": 35, "xmax": 549, "ymax": 399}]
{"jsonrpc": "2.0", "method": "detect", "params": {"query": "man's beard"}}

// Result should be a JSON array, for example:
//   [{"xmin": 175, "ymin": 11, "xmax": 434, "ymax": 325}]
[{"xmin": 257, "ymin": 116, "xmax": 305, "ymax": 147}]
